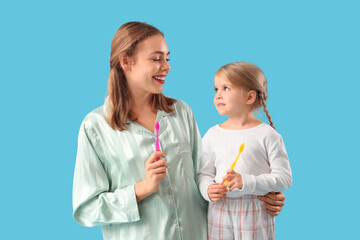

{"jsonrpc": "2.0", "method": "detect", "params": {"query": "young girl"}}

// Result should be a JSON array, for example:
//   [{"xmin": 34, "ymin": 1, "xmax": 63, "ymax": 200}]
[{"xmin": 198, "ymin": 62, "xmax": 292, "ymax": 240}]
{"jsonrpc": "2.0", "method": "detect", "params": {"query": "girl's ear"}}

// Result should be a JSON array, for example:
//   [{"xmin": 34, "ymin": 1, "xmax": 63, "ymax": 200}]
[
  {"xmin": 246, "ymin": 90, "xmax": 257, "ymax": 105},
  {"xmin": 119, "ymin": 54, "xmax": 132, "ymax": 71}
]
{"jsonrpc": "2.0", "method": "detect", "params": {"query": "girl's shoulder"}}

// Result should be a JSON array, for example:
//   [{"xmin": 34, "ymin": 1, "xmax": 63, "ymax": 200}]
[
  {"xmin": 258, "ymin": 123, "xmax": 280, "ymax": 136},
  {"xmin": 255, "ymin": 124, "xmax": 284, "ymax": 146},
  {"xmin": 202, "ymin": 124, "xmax": 221, "ymax": 141}
]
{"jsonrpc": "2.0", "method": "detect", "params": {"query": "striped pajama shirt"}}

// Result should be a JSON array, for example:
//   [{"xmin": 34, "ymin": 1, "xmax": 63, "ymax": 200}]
[{"xmin": 73, "ymin": 98, "xmax": 207, "ymax": 240}]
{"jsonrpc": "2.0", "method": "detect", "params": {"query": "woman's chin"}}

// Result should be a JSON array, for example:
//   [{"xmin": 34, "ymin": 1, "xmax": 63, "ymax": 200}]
[{"xmin": 153, "ymin": 87, "xmax": 163, "ymax": 94}]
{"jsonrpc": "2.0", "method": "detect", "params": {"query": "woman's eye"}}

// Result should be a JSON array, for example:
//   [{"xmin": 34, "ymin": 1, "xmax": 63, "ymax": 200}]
[{"xmin": 153, "ymin": 58, "xmax": 170, "ymax": 62}]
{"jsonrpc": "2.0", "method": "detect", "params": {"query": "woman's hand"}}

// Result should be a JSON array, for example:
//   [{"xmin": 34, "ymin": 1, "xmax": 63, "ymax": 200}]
[
  {"xmin": 257, "ymin": 192, "xmax": 286, "ymax": 216},
  {"xmin": 135, "ymin": 151, "xmax": 168, "ymax": 202},
  {"xmin": 208, "ymin": 184, "xmax": 227, "ymax": 202},
  {"xmin": 144, "ymin": 151, "xmax": 168, "ymax": 193},
  {"xmin": 222, "ymin": 169, "xmax": 243, "ymax": 191}
]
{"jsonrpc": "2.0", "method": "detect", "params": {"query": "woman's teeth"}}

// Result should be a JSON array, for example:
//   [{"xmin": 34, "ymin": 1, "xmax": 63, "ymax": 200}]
[{"xmin": 154, "ymin": 76, "xmax": 165, "ymax": 80}]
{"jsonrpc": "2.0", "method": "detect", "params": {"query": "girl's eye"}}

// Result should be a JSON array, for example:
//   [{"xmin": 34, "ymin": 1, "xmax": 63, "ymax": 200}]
[
  {"xmin": 166, "ymin": 58, "xmax": 170, "ymax": 62},
  {"xmin": 214, "ymin": 88, "xmax": 218, "ymax": 93},
  {"xmin": 224, "ymin": 87, "xmax": 230, "ymax": 91}
]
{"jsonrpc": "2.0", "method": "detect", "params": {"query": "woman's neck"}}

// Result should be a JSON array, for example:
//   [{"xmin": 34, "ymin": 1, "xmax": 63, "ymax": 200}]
[
  {"xmin": 130, "ymin": 90, "xmax": 154, "ymax": 114},
  {"xmin": 129, "ymin": 92, "xmax": 157, "ymax": 132},
  {"xmin": 220, "ymin": 112, "xmax": 262, "ymax": 130}
]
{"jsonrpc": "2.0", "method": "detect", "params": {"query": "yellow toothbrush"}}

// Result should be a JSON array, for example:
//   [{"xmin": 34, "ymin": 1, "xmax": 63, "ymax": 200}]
[{"xmin": 222, "ymin": 143, "xmax": 245, "ymax": 187}]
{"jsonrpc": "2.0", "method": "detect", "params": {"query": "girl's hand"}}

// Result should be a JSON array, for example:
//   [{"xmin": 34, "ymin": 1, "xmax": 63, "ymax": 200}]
[
  {"xmin": 222, "ymin": 169, "xmax": 243, "ymax": 191},
  {"xmin": 208, "ymin": 183, "xmax": 227, "ymax": 202},
  {"xmin": 257, "ymin": 192, "xmax": 285, "ymax": 216},
  {"xmin": 135, "ymin": 151, "xmax": 167, "ymax": 202}
]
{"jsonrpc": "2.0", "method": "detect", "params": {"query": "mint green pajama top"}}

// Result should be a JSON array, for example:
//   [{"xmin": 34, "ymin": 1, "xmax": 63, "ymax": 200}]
[{"xmin": 72, "ymin": 99, "xmax": 207, "ymax": 240}]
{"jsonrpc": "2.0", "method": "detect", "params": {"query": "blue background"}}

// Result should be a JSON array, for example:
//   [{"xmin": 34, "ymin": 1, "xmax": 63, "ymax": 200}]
[{"xmin": 1, "ymin": 0, "xmax": 359, "ymax": 239}]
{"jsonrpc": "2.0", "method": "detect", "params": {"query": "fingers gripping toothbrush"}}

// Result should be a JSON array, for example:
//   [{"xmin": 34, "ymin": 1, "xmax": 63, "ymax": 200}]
[{"xmin": 222, "ymin": 143, "xmax": 245, "ymax": 186}]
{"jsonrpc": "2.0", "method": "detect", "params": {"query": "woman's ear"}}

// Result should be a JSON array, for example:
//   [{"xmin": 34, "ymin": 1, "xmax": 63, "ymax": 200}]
[
  {"xmin": 246, "ymin": 90, "xmax": 257, "ymax": 105},
  {"xmin": 119, "ymin": 54, "xmax": 132, "ymax": 71}
]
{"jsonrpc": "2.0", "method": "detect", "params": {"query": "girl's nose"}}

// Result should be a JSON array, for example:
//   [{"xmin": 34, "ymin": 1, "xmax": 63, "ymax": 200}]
[{"xmin": 215, "ymin": 92, "xmax": 222, "ymax": 99}]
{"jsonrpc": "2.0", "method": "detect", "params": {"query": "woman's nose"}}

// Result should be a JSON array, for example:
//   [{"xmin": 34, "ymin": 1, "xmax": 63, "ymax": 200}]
[{"xmin": 161, "ymin": 59, "xmax": 170, "ymax": 72}]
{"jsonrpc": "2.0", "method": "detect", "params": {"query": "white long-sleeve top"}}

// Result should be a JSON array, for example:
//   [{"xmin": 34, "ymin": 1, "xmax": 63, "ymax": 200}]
[{"xmin": 197, "ymin": 123, "xmax": 292, "ymax": 202}]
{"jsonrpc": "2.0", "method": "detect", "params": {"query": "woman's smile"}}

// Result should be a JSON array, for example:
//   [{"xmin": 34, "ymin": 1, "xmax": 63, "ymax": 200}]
[{"xmin": 153, "ymin": 75, "xmax": 166, "ymax": 84}]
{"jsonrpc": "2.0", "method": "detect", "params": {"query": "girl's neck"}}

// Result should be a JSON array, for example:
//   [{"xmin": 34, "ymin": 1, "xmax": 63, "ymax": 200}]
[{"xmin": 220, "ymin": 112, "xmax": 262, "ymax": 130}]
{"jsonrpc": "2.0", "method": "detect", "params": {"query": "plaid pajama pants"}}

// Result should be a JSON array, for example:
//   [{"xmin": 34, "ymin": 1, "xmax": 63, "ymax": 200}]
[{"xmin": 208, "ymin": 196, "xmax": 275, "ymax": 240}]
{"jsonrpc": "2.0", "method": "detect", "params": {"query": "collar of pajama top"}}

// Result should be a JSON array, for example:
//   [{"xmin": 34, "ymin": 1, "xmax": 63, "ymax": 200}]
[{"xmin": 73, "ymin": 98, "xmax": 208, "ymax": 240}]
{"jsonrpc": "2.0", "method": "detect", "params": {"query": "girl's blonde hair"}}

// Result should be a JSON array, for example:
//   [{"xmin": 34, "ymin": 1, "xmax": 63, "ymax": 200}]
[
  {"xmin": 107, "ymin": 21, "xmax": 176, "ymax": 130},
  {"xmin": 216, "ymin": 62, "xmax": 275, "ymax": 129}
]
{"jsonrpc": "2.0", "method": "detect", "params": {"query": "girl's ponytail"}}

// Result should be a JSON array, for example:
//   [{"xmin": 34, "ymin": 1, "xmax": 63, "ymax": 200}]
[{"xmin": 259, "ymin": 92, "xmax": 275, "ymax": 130}]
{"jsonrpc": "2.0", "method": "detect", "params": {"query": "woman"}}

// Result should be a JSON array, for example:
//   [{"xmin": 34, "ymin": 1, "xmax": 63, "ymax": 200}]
[{"xmin": 72, "ymin": 21, "xmax": 285, "ymax": 240}]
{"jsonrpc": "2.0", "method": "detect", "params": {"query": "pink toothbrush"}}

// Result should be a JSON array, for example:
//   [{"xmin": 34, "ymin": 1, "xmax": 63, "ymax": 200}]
[{"xmin": 155, "ymin": 121, "xmax": 160, "ymax": 161}]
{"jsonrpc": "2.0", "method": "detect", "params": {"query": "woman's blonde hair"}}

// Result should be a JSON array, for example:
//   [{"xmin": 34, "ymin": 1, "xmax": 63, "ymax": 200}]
[
  {"xmin": 216, "ymin": 62, "xmax": 275, "ymax": 129},
  {"xmin": 107, "ymin": 21, "xmax": 176, "ymax": 130}
]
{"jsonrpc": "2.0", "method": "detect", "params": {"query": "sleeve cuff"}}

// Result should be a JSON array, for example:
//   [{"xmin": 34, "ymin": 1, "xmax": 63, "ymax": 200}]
[
  {"xmin": 199, "ymin": 180, "xmax": 215, "ymax": 203},
  {"xmin": 116, "ymin": 185, "xmax": 140, "ymax": 222},
  {"xmin": 240, "ymin": 174, "xmax": 256, "ymax": 194}
]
